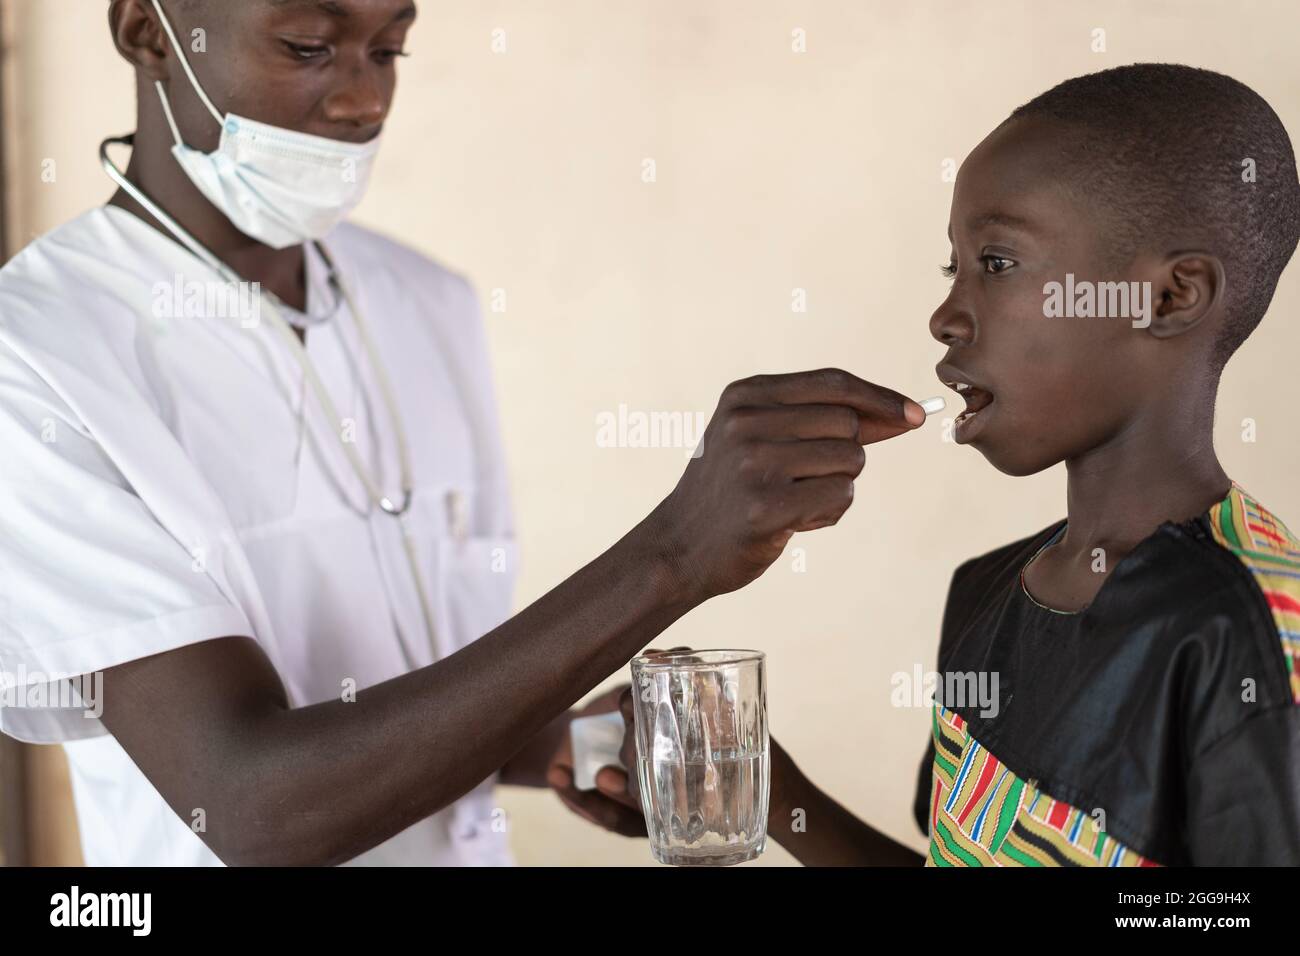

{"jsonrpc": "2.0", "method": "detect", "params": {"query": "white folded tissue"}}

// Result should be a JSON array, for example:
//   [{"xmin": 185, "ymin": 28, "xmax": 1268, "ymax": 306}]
[{"xmin": 569, "ymin": 711, "xmax": 628, "ymax": 791}]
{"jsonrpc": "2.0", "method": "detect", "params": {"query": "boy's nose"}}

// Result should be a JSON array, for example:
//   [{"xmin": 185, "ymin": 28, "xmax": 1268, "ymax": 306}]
[{"xmin": 929, "ymin": 296, "xmax": 976, "ymax": 346}]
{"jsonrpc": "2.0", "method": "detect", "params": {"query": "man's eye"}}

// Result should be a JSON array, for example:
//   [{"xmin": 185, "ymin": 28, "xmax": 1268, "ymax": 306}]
[
  {"xmin": 983, "ymin": 256, "xmax": 1015, "ymax": 274},
  {"xmin": 373, "ymin": 48, "xmax": 411, "ymax": 64},
  {"xmin": 284, "ymin": 41, "xmax": 330, "ymax": 60}
]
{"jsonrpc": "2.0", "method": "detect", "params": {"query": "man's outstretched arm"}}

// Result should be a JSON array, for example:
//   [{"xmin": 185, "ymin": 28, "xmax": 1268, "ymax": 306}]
[
  {"xmin": 98, "ymin": 370, "xmax": 928, "ymax": 866},
  {"xmin": 99, "ymin": 516, "xmax": 691, "ymax": 866}
]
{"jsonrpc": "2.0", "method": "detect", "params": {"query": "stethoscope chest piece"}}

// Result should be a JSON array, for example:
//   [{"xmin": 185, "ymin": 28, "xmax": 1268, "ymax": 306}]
[{"xmin": 380, "ymin": 489, "xmax": 413, "ymax": 517}]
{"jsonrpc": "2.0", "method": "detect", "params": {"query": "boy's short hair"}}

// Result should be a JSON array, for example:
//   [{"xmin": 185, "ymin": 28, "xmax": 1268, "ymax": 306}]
[{"xmin": 1007, "ymin": 63, "xmax": 1300, "ymax": 368}]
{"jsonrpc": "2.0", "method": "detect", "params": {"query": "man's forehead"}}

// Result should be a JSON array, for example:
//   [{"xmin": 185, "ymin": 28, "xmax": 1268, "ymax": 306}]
[{"xmin": 265, "ymin": 0, "xmax": 417, "ymax": 20}]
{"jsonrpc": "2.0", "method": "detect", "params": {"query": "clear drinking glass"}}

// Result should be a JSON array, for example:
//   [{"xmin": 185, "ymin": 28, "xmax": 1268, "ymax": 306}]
[{"xmin": 629, "ymin": 650, "xmax": 769, "ymax": 866}]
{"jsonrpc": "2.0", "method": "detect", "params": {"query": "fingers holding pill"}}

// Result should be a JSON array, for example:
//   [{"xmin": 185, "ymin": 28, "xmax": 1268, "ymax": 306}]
[
  {"xmin": 647, "ymin": 369, "xmax": 927, "ymax": 599},
  {"xmin": 717, "ymin": 368, "xmax": 931, "ymax": 443},
  {"xmin": 723, "ymin": 368, "xmax": 918, "ymax": 420},
  {"xmin": 722, "ymin": 404, "xmax": 862, "ymax": 442}
]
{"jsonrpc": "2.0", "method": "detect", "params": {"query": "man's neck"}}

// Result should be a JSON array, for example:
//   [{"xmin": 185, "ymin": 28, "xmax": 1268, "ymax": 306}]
[{"xmin": 107, "ymin": 130, "xmax": 309, "ymax": 313}]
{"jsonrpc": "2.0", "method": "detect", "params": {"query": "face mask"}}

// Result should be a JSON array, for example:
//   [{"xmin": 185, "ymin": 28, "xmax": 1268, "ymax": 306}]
[{"xmin": 149, "ymin": 0, "xmax": 382, "ymax": 250}]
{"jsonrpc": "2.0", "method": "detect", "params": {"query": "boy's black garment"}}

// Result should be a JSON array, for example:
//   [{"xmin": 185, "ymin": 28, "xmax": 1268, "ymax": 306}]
[{"xmin": 914, "ymin": 481, "xmax": 1300, "ymax": 866}]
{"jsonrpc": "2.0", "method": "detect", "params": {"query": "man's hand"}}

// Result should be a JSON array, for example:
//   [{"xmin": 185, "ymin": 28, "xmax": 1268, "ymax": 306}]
[
  {"xmin": 647, "ymin": 369, "xmax": 926, "ymax": 601},
  {"xmin": 546, "ymin": 685, "xmax": 644, "ymax": 837},
  {"xmin": 545, "ymin": 646, "xmax": 691, "ymax": 836}
]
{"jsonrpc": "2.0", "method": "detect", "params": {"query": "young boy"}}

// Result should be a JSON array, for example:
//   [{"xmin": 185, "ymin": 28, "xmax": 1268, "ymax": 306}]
[
  {"xmin": 901, "ymin": 62, "xmax": 1300, "ymax": 868},
  {"xmin": 584, "ymin": 63, "xmax": 1300, "ymax": 866}
]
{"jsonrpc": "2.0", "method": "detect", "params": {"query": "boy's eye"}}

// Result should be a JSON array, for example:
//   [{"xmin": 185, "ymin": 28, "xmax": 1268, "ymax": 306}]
[{"xmin": 939, "ymin": 256, "xmax": 1015, "ymax": 279}]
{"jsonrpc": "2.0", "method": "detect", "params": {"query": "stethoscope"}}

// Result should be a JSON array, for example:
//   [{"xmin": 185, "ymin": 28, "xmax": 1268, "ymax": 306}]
[{"xmin": 100, "ymin": 135, "xmax": 441, "ymax": 661}]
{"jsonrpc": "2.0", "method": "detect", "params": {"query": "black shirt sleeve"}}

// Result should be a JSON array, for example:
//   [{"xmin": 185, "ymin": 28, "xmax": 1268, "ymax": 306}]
[{"xmin": 1184, "ymin": 704, "xmax": 1300, "ymax": 865}]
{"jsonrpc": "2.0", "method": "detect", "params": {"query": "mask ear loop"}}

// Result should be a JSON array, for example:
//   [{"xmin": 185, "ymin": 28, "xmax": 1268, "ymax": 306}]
[
  {"xmin": 149, "ymin": 0, "xmax": 225, "ymax": 128},
  {"xmin": 154, "ymin": 81, "xmax": 187, "ymax": 148}
]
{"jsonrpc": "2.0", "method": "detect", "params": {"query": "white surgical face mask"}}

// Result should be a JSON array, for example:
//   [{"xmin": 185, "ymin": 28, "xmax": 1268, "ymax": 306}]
[{"xmin": 149, "ymin": 0, "xmax": 382, "ymax": 250}]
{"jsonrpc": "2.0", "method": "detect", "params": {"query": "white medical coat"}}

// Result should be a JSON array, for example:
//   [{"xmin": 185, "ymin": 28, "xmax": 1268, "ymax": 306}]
[{"xmin": 0, "ymin": 206, "xmax": 517, "ymax": 866}]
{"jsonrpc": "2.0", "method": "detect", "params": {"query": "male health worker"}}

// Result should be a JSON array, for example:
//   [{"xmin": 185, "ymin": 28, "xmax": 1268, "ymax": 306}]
[{"xmin": 0, "ymin": 0, "xmax": 928, "ymax": 865}]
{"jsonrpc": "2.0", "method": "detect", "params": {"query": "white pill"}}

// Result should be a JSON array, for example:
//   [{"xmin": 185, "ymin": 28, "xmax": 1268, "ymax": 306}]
[{"xmin": 918, "ymin": 396, "xmax": 946, "ymax": 416}]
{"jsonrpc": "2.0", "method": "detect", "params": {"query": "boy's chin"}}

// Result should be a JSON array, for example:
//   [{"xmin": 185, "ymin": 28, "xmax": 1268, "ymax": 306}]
[{"xmin": 971, "ymin": 440, "xmax": 1061, "ymax": 478}]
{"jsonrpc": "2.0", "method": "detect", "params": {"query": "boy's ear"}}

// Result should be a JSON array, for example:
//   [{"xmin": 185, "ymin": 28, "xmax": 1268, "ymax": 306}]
[{"xmin": 1145, "ymin": 252, "xmax": 1226, "ymax": 340}]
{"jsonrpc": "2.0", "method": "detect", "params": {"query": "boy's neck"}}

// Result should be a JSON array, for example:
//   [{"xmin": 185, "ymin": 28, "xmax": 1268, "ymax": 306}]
[{"xmin": 1059, "ymin": 415, "xmax": 1231, "ymax": 561}]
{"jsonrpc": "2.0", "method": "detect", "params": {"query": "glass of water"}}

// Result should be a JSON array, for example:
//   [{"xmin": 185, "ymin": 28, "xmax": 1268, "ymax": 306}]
[{"xmin": 629, "ymin": 649, "xmax": 769, "ymax": 866}]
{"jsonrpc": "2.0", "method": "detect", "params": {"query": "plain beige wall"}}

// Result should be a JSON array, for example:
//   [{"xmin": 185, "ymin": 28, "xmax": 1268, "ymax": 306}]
[{"xmin": 4, "ymin": 0, "xmax": 1297, "ymax": 866}]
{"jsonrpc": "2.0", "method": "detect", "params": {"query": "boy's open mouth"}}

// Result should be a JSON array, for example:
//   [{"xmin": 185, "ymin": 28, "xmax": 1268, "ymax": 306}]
[
  {"xmin": 937, "ymin": 368, "xmax": 996, "ymax": 438},
  {"xmin": 948, "ymin": 381, "xmax": 995, "ymax": 425}
]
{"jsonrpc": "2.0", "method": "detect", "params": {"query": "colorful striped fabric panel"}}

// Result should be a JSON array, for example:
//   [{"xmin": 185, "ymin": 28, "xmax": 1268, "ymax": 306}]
[
  {"xmin": 1206, "ymin": 482, "xmax": 1300, "ymax": 705},
  {"xmin": 925, "ymin": 705, "xmax": 1160, "ymax": 867}
]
